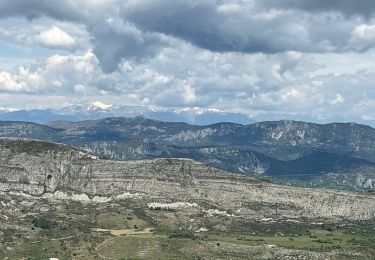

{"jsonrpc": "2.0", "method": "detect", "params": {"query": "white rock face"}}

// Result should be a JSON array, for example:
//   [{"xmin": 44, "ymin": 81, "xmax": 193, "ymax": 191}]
[
  {"xmin": 167, "ymin": 128, "xmax": 217, "ymax": 142},
  {"xmin": 0, "ymin": 138, "xmax": 374, "ymax": 222},
  {"xmin": 148, "ymin": 202, "xmax": 198, "ymax": 210},
  {"xmin": 272, "ymin": 131, "xmax": 284, "ymax": 140}
]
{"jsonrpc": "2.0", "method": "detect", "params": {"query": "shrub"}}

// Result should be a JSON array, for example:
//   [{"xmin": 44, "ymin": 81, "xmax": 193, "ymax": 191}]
[
  {"xmin": 32, "ymin": 217, "xmax": 54, "ymax": 230},
  {"xmin": 154, "ymin": 225, "xmax": 173, "ymax": 235},
  {"xmin": 19, "ymin": 176, "xmax": 30, "ymax": 184},
  {"xmin": 169, "ymin": 228, "xmax": 197, "ymax": 240}
]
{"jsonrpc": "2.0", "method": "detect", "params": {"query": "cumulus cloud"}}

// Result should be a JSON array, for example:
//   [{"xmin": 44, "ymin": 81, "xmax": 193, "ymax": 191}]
[
  {"xmin": 0, "ymin": 51, "xmax": 98, "ymax": 94},
  {"xmin": 0, "ymin": 71, "xmax": 25, "ymax": 92},
  {"xmin": 349, "ymin": 23, "xmax": 375, "ymax": 52},
  {"xmin": 0, "ymin": 39, "xmax": 370, "ymax": 117},
  {"xmin": 0, "ymin": 17, "xmax": 89, "ymax": 52},
  {"xmin": 0, "ymin": 41, "xmax": 375, "ymax": 124},
  {"xmin": 37, "ymin": 26, "xmax": 76, "ymax": 49},
  {"xmin": 0, "ymin": 40, "xmax": 295, "ymax": 106},
  {"xmin": 330, "ymin": 94, "xmax": 345, "ymax": 105}
]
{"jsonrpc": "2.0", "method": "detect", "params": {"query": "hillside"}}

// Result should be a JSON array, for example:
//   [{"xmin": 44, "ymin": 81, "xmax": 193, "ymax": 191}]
[
  {"xmin": 0, "ymin": 138, "xmax": 375, "ymax": 259},
  {"xmin": 0, "ymin": 138, "xmax": 374, "ymax": 221}
]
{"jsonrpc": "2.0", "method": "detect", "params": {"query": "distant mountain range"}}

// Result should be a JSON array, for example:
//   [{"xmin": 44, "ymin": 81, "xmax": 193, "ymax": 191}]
[
  {"xmin": 0, "ymin": 116, "xmax": 374, "ymax": 191},
  {"xmin": 0, "ymin": 102, "xmax": 255, "ymax": 125}
]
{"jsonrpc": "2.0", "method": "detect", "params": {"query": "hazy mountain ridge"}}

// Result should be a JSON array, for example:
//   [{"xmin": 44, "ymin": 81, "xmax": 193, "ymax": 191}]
[{"xmin": 0, "ymin": 103, "xmax": 255, "ymax": 126}]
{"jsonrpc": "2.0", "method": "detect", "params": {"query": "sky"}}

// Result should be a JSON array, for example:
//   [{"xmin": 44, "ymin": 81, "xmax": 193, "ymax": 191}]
[{"xmin": 0, "ymin": 0, "xmax": 375, "ymax": 124}]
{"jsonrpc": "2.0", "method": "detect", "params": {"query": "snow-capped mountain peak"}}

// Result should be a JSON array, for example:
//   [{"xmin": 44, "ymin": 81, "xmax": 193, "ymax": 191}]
[
  {"xmin": 91, "ymin": 101, "xmax": 112, "ymax": 110},
  {"xmin": 175, "ymin": 107, "xmax": 223, "ymax": 115}
]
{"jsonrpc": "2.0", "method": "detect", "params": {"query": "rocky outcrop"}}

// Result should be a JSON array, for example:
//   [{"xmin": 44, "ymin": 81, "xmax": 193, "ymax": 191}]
[{"xmin": 0, "ymin": 138, "xmax": 374, "ymax": 222}]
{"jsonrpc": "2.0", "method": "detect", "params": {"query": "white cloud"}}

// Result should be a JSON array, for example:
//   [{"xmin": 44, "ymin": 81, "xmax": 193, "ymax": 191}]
[
  {"xmin": 0, "ymin": 17, "xmax": 89, "ymax": 52},
  {"xmin": 37, "ymin": 26, "xmax": 76, "ymax": 49},
  {"xmin": 0, "ymin": 51, "xmax": 98, "ymax": 95},
  {"xmin": 349, "ymin": 24, "xmax": 375, "ymax": 51},
  {"xmin": 74, "ymin": 84, "xmax": 86, "ymax": 94},
  {"xmin": 0, "ymin": 71, "xmax": 24, "ymax": 91},
  {"xmin": 330, "ymin": 94, "xmax": 345, "ymax": 105},
  {"xmin": 0, "ymin": 66, "xmax": 42, "ymax": 92},
  {"xmin": 91, "ymin": 101, "xmax": 112, "ymax": 109}
]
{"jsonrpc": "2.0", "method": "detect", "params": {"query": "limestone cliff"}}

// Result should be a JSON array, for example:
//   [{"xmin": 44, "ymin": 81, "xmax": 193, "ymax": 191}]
[{"xmin": 0, "ymin": 138, "xmax": 374, "ymax": 222}]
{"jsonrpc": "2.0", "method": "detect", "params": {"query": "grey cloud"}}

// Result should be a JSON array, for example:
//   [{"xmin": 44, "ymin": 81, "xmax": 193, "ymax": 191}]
[
  {"xmin": 0, "ymin": 0, "xmax": 81, "ymax": 21},
  {"xmin": 0, "ymin": 1, "xmax": 212, "ymax": 72},
  {"xmin": 122, "ymin": 0, "xmax": 317, "ymax": 53},
  {"xmin": 260, "ymin": 0, "xmax": 375, "ymax": 17},
  {"xmin": 0, "ymin": 0, "xmax": 374, "ymax": 72},
  {"xmin": 118, "ymin": 0, "xmax": 375, "ymax": 62},
  {"xmin": 89, "ymin": 19, "xmax": 170, "ymax": 72}
]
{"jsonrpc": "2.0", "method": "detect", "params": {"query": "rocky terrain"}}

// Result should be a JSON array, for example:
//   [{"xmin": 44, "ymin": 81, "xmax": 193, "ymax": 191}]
[
  {"xmin": 1, "ymin": 138, "xmax": 375, "ymax": 222},
  {"xmin": 0, "ymin": 138, "xmax": 375, "ymax": 259},
  {"xmin": 0, "ymin": 117, "xmax": 374, "ymax": 191}
]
